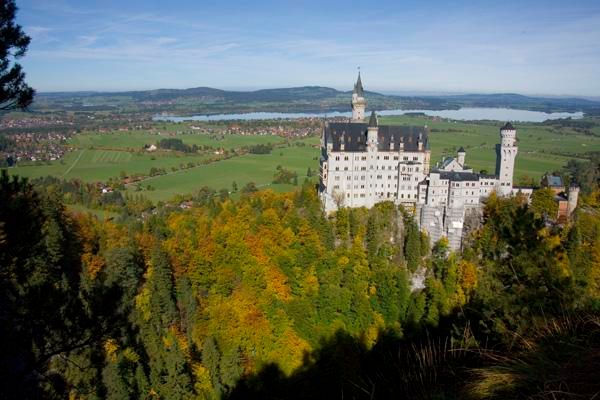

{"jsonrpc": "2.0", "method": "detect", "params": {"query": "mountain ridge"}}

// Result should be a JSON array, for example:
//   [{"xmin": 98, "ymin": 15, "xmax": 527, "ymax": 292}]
[{"xmin": 32, "ymin": 86, "xmax": 600, "ymax": 115}]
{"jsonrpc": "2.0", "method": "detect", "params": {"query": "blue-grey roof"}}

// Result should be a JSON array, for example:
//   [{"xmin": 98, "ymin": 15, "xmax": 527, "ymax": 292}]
[
  {"xmin": 354, "ymin": 72, "xmax": 364, "ymax": 97},
  {"xmin": 546, "ymin": 175, "xmax": 563, "ymax": 187},
  {"xmin": 501, "ymin": 122, "xmax": 515, "ymax": 131},
  {"xmin": 439, "ymin": 171, "xmax": 480, "ymax": 182},
  {"xmin": 440, "ymin": 157, "xmax": 456, "ymax": 168},
  {"xmin": 324, "ymin": 122, "xmax": 429, "ymax": 153},
  {"xmin": 368, "ymin": 111, "xmax": 378, "ymax": 127}
]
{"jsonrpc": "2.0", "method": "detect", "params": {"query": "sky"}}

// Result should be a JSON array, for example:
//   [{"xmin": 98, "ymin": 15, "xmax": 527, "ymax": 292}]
[{"xmin": 14, "ymin": 0, "xmax": 600, "ymax": 96}]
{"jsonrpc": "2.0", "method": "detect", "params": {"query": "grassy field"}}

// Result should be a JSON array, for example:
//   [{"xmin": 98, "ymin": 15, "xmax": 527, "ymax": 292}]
[
  {"xmin": 7, "ymin": 116, "xmax": 600, "ymax": 203},
  {"xmin": 69, "ymin": 130, "xmax": 285, "ymax": 151},
  {"xmin": 10, "ymin": 149, "xmax": 210, "ymax": 182},
  {"xmin": 126, "ymin": 142, "xmax": 320, "ymax": 202},
  {"xmin": 380, "ymin": 115, "xmax": 600, "ymax": 179}
]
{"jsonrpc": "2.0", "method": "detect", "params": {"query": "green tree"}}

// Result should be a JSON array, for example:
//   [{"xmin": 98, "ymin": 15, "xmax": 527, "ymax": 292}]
[
  {"xmin": 530, "ymin": 188, "xmax": 558, "ymax": 218},
  {"xmin": 0, "ymin": 0, "xmax": 35, "ymax": 110}
]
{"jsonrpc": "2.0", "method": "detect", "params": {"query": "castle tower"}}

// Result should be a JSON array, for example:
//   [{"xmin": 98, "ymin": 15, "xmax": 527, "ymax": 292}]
[
  {"xmin": 457, "ymin": 146, "xmax": 466, "ymax": 166},
  {"xmin": 496, "ymin": 122, "xmax": 518, "ymax": 196},
  {"xmin": 366, "ymin": 111, "xmax": 379, "ymax": 207},
  {"xmin": 351, "ymin": 71, "xmax": 367, "ymax": 122},
  {"xmin": 568, "ymin": 185, "xmax": 580, "ymax": 216},
  {"xmin": 367, "ymin": 110, "xmax": 378, "ymax": 149}
]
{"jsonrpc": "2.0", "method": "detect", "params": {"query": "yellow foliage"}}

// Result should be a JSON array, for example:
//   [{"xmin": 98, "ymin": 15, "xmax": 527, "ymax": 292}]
[
  {"xmin": 302, "ymin": 267, "xmax": 320, "ymax": 296},
  {"xmin": 122, "ymin": 347, "xmax": 139, "ymax": 363},
  {"xmin": 364, "ymin": 313, "xmax": 385, "ymax": 349},
  {"xmin": 267, "ymin": 328, "xmax": 311, "ymax": 375},
  {"xmin": 337, "ymin": 256, "xmax": 349, "ymax": 267},
  {"xmin": 135, "ymin": 266, "xmax": 153, "ymax": 321},
  {"xmin": 369, "ymin": 285, "xmax": 377, "ymax": 296},
  {"xmin": 192, "ymin": 363, "xmax": 214, "ymax": 398},
  {"xmin": 265, "ymin": 265, "xmax": 292, "ymax": 302},
  {"xmin": 103, "ymin": 221, "xmax": 130, "ymax": 249},
  {"xmin": 162, "ymin": 334, "xmax": 174, "ymax": 349},
  {"xmin": 459, "ymin": 260, "xmax": 478, "ymax": 294},
  {"xmin": 82, "ymin": 253, "xmax": 104, "ymax": 279},
  {"xmin": 103, "ymin": 338, "xmax": 118, "ymax": 362},
  {"xmin": 170, "ymin": 324, "xmax": 190, "ymax": 359}
]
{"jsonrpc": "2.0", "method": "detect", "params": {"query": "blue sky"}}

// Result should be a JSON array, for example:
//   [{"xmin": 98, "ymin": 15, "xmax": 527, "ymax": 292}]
[{"xmin": 15, "ymin": 0, "xmax": 600, "ymax": 95}]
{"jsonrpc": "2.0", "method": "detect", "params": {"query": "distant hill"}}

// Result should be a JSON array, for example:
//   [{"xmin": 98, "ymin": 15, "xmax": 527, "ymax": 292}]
[{"xmin": 32, "ymin": 86, "xmax": 600, "ymax": 116}]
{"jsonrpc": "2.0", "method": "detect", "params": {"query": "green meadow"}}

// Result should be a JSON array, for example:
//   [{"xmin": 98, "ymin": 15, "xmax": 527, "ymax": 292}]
[
  {"xmin": 7, "ymin": 116, "xmax": 600, "ymax": 203},
  {"xmin": 69, "ymin": 129, "xmax": 286, "ymax": 150},
  {"xmin": 380, "ymin": 115, "xmax": 600, "ymax": 180},
  {"xmin": 10, "ymin": 149, "xmax": 210, "ymax": 182},
  {"xmin": 126, "ymin": 143, "xmax": 319, "ymax": 202}
]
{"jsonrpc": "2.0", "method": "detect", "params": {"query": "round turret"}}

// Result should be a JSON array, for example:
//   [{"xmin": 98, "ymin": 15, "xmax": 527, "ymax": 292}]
[{"xmin": 500, "ymin": 122, "xmax": 517, "ymax": 146}]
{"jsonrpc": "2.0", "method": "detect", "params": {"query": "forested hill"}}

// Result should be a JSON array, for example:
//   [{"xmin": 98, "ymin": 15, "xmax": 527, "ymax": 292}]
[
  {"xmin": 32, "ymin": 86, "xmax": 600, "ymax": 115},
  {"xmin": 3, "ymin": 168, "xmax": 600, "ymax": 399}
]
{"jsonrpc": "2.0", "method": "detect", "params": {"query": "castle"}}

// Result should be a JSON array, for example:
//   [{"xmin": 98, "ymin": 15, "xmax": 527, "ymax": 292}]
[{"xmin": 319, "ymin": 73, "xmax": 579, "ymax": 250}]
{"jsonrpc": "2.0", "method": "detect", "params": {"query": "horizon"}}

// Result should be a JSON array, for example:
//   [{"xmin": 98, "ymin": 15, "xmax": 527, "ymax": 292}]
[
  {"xmin": 34, "ymin": 84, "xmax": 600, "ymax": 102},
  {"xmin": 16, "ymin": 0, "xmax": 600, "ymax": 96}
]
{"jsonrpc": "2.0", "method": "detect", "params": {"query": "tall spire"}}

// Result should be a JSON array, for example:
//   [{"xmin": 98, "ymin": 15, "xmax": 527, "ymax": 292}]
[
  {"xmin": 354, "ymin": 69, "xmax": 364, "ymax": 97},
  {"xmin": 368, "ymin": 110, "xmax": 378, "ymax": 127}
]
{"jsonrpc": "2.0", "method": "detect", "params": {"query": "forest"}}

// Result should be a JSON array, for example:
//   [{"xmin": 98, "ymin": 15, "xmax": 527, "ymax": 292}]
[{"xmin": 2, "ymin": 156, "xmax": 600, "ymax": 399}]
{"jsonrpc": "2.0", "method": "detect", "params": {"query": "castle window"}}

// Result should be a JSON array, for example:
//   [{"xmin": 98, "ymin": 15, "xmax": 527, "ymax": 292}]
[
  {"xmin": 344, "ymin": 167, "xmax": 348, "ymax": 171},
  {"xmin": 403, "ymin": 156, "xmax": 408, "ymax": 161},
  {"xmin": 335, "ymin": 167, "xmax": 339, "ymax": 171},
  {"xmin": 335, "ymin": 156, "xmax": 340, "ymax": 161},
  {"xmin": 344, "ymin": 156, "xmax": 349, "ymax": 161},
  {"xmin": 394, "ymin": 156, "xmax": 399, "ymax": 160},
  {"xmin": 384, "ymin": 156, "xmax": 389, "ymax": 160},
  {"xmin": 335, "ymin": 176, "xmax": 340, "ymax": 181},
  {"xmin": 347, "ymin": 176, "xmax": 351, "ymax": 180}
]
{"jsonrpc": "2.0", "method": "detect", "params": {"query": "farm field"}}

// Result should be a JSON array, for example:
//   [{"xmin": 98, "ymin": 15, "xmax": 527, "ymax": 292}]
[
  {"xmin": 69, "ymin": 130, "xmax": 286, "ymax": 151},
  {"xmin": 10, "ymin": 149, "xmax": 210, "ymax": 182},
  {"xmin": 6, "ymin": 116, "xmax": 600, "ymax": 203},
  {"xmin": 10, "ymin": 132, "xmax": 285, "ymax": 182},
  {"xmin": 126, "ymin": 142, "xmax": 320, "ymax": 202}
]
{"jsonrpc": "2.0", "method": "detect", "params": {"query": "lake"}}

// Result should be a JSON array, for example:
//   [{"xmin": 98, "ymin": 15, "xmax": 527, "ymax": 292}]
[{"xmin": 153, "ymin": 107, "xmax": 584, "ymax": 123}]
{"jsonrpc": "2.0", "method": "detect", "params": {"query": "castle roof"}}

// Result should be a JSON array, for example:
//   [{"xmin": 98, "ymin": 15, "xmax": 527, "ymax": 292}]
[
  {"xmin": 439, "ymin": 171, "xmax": 480, "ymax": 182},
  {"xmin": 368, "ymin": 111, "xmax": 378, "ymax": 127},
  {"xmin": 324, "ymin": 122, "xmax": 429, "ymax": 152},
  {"xmin": 457, "ymin": 146, "xmax": 465, "ymax": 153},
  {"xmin": 545, "ymin": 174, "xmax": 564, "ymax": 188},
  {"xmin": 501, "ymin": 122, "xmax": 515, "ymax": 131},
  {"xmin": 353, "ymin": 72, "xmax": 364, "ymax": 97}
]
